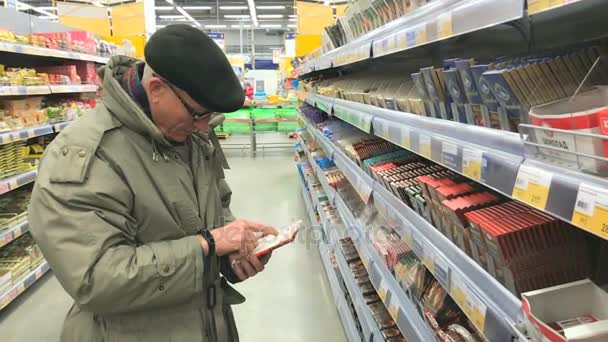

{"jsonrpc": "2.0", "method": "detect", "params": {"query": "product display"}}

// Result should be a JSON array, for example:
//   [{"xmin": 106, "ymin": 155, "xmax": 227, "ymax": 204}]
[{"xmin": 0, "ymin": 28, "xmax": 117, "ymax": 57}]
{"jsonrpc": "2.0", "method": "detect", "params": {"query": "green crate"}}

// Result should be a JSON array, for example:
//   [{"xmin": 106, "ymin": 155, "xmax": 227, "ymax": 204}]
[{"xmin": 223, "ymin": 109, "xmax": 251, "ymax": 133}]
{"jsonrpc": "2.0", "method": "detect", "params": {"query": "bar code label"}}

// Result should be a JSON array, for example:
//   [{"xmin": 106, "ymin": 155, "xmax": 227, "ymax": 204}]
[
  {"xmin": 512, "ymin": 165, "xmax": 553, "ymax": 210},
  {"xmin": 462, "ymin": 148, "xmax": 483, "ymax": 181},
  {"xmin": 572, "ymin": 183, "xmax": 608, "ymax": 239}
]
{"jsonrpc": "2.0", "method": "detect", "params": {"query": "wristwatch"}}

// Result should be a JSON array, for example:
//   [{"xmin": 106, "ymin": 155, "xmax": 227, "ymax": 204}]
[{"xmin": 200, "ymin": 229, "xmax": 215, "ymax": 257}]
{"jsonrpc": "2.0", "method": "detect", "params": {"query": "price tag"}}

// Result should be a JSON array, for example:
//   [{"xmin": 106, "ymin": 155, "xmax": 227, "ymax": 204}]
[
  {"xmin": 437, "ymin": 12, "xmax": 453, "ymax": 39},
  {"xmin": 400, "ymin": 127, "xmax": 410, "ymax": 149},
  {"xmin": 528, "ymin": 0, "xmax": 550, "ymax": 14},
  {"xmin": 0, "ymin": 182, "xmax": 9, "ymax": 194},
  {"xmin": 572, "ymin": 183, "xmax": 608, "ymax": 239},
  {"xmin": 419, "ymin": 134, "xmax": 432, "ymax": 159},
  {"xmin": 387, "ymin": 295, "xmax": 400, "ymax": 322},
  {"xmin": 450, "ymin": 273, "xmax": 487, "ymax": 332},
  {"xmin": 397, "ymin": 31, "xmax": 407, "ymax": 49},
  {"xmin": 8, "ymin": 178, "xmax": 17, "ymax": 189},
  {"xmin": 0, "ymin": 231, "xmax": 12, "ymax": 247},
  {"xmin": 377, "ymin": 278, "xmax": 388, "ymax": 302},
  {"xmin": 468, "ymin": 292, "xmax": 488, "ymax": 331},
  {"xmin": 450, "ymin": 274, "xmax": 469, "ymax": 310},
  {"xmin": 376, "ymin": 122, "xmax": 389, "ymax": 140},
  {"xmin": 462, "ymin": 148, "xmax": 483, "ymax": 181},
  {"xmin": 416, "ymin": 25, "xmax": 427, "ymax": 46},
  {"xmin": 441, "ymin": 141, "xmax": 458, "ymax": 169},
  {"xmin": 354, "ymin": 177, "xmax": 373, "ymax": 204},
  {"xmin": 361, "ymin": 252, "xmax": 370, "ymax": 269},
  {"xmin": 512, "ymin": 165, "xmax": 553, "ymax": 210}
]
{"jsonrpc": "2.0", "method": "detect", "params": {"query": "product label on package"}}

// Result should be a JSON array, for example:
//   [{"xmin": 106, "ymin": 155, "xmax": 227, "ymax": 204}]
[
  {"xmin": 572, "ymin": 183, "xmax": 608, "ymax": 239},
  {"xmin": 462, "ymin": 148, "xmax": 483, "ymax": 181},
  {"xmin": 512, "ymin": 165, "xmax": 553, "ymax": 209}
]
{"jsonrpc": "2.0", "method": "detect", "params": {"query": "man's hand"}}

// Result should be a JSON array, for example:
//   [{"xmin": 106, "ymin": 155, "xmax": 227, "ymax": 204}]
[
  {"xmin": 228, "ymin": 251, "xmax": 272, "ymax": 281},
  {"xmin": 210, "ymin": 219, "xmax": 277, "ymax": 257}
]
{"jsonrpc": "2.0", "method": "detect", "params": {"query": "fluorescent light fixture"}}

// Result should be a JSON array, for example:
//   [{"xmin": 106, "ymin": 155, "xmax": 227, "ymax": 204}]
[
  {"xmin": 158, "ymin": 15, "xmax": 184, "ymax": 19},
  {"xmin": 256, "ymin": 5, "xmax": 285, "ymax": 9},
  {"xmin": 323, "ymin": 0, "xmax": 330, "ymax": 5},
  {"xmin": 258, "ymin": 14, "xmax": 283, "ymax": 18},
  {"xmin": 205, "ymin": 24, "xmax": 227, "ymax": 28},
  {"xmin": 231, "ymin": 24, "xmax": 250, "ymax": 28},
  {"xmin": 219, "ymin": 6, "xmax": 248, "ymax": 10},
  {"xmin": 176, "ymin": 6, "xmax": 201, "ymax": 27},
  {"xmin": 155, "ymin": 6, "xmax": 174, "ymax": 10},
  {"xmin": 37, "ymin": 7, "xmax": 58, "ymax": 11},
  {"xmin": 92, "ymin": 1, "xmax": 104, "ymax": 8},
  {"xmin": 38, "ymin": 15, "xmax": 58, "ymax": 20},
  {"xmin": 288, "ymin": 14, "xmax": 297, "ymax": 18},
  {"xmin": 183, "ymin": 6, "xmax": 212, "ymax": 10},
  {"xmin": 246, "ymin": 0, "xmax": 258, "ymax": 27},
  {"xmin": 165, "ymin": 0, "xmax": 174, "ymax": 4},
  {"xmin": 260, "ymin": 24, "xmax": 281, "ymax": 28},
  {"xmin": 224, "ymin": 14, "xmax": 250, "ymax": 19},
  {"xmin": 156, "ymin": 25, "xmax": 166, "ymax": 28},
  {"xmin": 16, "ymin": 1, "xmax": 57, "ymax": 17},
  {"xmin": 287, "ymin": 24, "xmax": 296, "ymax": 28},
  {"xmin": 288, "ymin": 18, "xmax": 296, "ymax": 21}
]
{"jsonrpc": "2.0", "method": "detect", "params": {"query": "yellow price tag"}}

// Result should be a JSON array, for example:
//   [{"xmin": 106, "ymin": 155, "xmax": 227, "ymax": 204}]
[
  {"xmin": 419, "ymin": 134, "xmax": 431, "ymax": 159},
  {"xmin": 451, "ymin": 287, "xmax": 468, "ymax": 310},
  {"xmin": 388, "ymin": 302, "xmax": 399, "ymax": 322},
  {"xmin": 571, "ymin": 183, "xmax": 608, "ymax": 239},
  {"xmin": 400, "ymin": 127, "xmax": 410, "ymax": 149},
  {"xmin": 462, "ymin": 148, "xmax": 483, "ymax": 181},
  {"xmin": 361, "ymin": 254, "xmax": 369, "ymax": 269},
  {"xmin": 397, "ymin": 32, "xmax": 407, "ymax": 49},
  {"xmin": 378, "ymin": 279, "xmax": 388, "ymax": 302},
  {"xmin": 467, "ymin": 290, "xmax": 488, "ymax": 332},
  {"xmin": 437, "ymin": 13, "xmax": 453, "ymax": 39},
  {"xmin": 423, "ymin": 257, "xmax": 435, "ymax": 274},
  {"xmin": 512, "ymin": 165, "xmax": 553, "ymax": 210},
  {"xmin": 416, "ymin": 25, "xmax": 427, "ymax": 46},
  {"xmin": 528, "ymin": 0, "xmax": 550, "ymax": 14}
]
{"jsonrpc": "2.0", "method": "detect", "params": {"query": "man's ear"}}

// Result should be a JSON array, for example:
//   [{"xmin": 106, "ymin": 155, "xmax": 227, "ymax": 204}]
[{"xmin": 146, "ymin": 78, "xmax": 165, "ymax": 104}]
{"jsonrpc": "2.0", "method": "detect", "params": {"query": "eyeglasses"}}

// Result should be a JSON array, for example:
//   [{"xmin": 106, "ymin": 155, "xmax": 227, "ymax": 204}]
[{"xmin": 153, "ymin": 74, "xmax": 213, "ymax": 120}]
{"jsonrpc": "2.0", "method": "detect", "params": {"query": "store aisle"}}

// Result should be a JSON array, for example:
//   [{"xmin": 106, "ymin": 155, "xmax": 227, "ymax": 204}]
[{"xmin": 0, "ymin": 153, "xmax": 346, "ymax": 342}]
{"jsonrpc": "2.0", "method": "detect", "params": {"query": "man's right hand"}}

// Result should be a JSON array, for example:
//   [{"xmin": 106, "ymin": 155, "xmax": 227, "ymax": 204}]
[{"xmin": 210, "ymin": 219, "xmax": 277, "ymax": 257}]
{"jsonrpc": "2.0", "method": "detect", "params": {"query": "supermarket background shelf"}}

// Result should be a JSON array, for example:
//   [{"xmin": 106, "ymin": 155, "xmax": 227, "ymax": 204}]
[
  {"xmin": 0, "ymin": 169, "xmax": 38, "ymax": 196},
  {"xmin": 0, "ymin": 260, "xmax": 50, "ymax": 311},
  {"xmin": 307, "ymin": 95, "xmax": 608, "ymax": 241},
  {"xmin": 0, "ymin": 41, "xmax": 109, "ymax": 64},
  {"xmin": 52, "ymin": 121, "xmax": 73, "ymax": 133},
  {"xmin": 300, "ymin": 115, "xmax": 526, "ymax": 341},
  {"xmin": 0, "ymin": 125, "xmax": 54, "ymax": 145},
  {"xmin": 0, "ymin": 220, "xmax": 29, "ymax": 249},
  {"xmin": 0, "ymin": 84, "xmax": 98, "ymax": 96}
]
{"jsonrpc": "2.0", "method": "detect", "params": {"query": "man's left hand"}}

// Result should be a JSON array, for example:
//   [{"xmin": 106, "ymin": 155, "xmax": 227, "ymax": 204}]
[{"xmin": 229, "ymin": 252, "xmax": 272, "ymax": 281}]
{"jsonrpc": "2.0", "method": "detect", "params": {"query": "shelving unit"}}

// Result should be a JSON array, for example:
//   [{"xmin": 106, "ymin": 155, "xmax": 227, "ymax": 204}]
[
  {"xmin": 0, "ymin": 84, "xmax": 98, "ymax": 96},
  {"xmin": 0, "ymin": 220, "xmax": 29, "ymax": 249},
  {"xmin": 0, "ymin": 169, "xmax": 38, "ymax": 196},
  {"xmin": 299, "ymin": 114, "xmax": 526, "ymax": 341},
  {"xmin": 0, "ymin": 260, "xmax": 50, "ymax": 310},
  {"xmin": 306, "ymin": 92, "xmax": 608, "ymax": 242},
  {"xmin": 0, "ymin": 41, "xmax": 109, "ymax": 64}
]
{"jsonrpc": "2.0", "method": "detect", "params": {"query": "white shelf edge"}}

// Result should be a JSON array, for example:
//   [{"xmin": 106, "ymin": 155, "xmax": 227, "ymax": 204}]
[
  {"xmin": 0, "ymin": 219, "xmax": 28, "ymax": 249},
  {"xmin": 0, "ymin": 260, "xmax": 50, "ymax": 311},
  {"xmin": 0, "ymin": 169, "xmax": 38, "ymax": 196},
  {"xmin": 0, "ymin": 41, "xmax": 109, "ymax": 64}
]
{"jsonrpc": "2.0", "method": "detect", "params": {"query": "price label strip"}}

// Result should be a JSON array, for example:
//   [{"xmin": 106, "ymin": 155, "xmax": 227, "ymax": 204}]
[
  {"xmin": 450, "ymin": 273, "xmax": 488, "ymax": 332},
  {"xmin": 462, "ymin": 148, "xmax": 483, "ymax": 181},
  {"xmin": 377, "ymin": 278, "xmax": 388, "ymax": 302},
  {"xmin": 512, "ymin": 165, "xmax": 553, "ymax": 210},
  {"xmin": 437, "ymin": 12, "xmax": 453, "ymax": 39},
  {"xmin": 572, "ymin": 183, "xmax": 608, "ymax": 239},
  {"xmin": 419, "ymin": 134, "xmax": 432, "ymax": 159},
  {"xmin": 528, "ymin": 0, "xmax": 551, "ymax": 14},
  {"xmin": 441, "ymin": 141, "xmax": 459, "ymax": 170}
]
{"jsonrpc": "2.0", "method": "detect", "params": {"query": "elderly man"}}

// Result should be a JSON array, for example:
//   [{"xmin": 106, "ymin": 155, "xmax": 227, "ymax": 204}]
[{"xmin": 28, "ymin": 25, "xmax": 277, "ymax": 342}]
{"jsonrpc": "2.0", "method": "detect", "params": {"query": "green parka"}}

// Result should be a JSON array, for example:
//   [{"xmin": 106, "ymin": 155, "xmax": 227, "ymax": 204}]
[{"xmin": 28, "ymin": 56, "xmax": 243, "ymax": 342}]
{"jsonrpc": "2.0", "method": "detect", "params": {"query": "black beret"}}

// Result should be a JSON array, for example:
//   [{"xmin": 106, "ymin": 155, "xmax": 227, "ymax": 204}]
[{"xmin": 145, "ymin": 25, "xmax": 244, "ymax": 113}]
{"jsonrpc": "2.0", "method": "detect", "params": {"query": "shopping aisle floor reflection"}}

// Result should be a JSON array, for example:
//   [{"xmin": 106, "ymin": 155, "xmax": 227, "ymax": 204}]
[
  {"xmin": 226, "ymin": 154, "xmax": 347, "ymax": 342},
  {"xmin": 0, "ymin": 153, "xmax": 347, "ymax": 342}
]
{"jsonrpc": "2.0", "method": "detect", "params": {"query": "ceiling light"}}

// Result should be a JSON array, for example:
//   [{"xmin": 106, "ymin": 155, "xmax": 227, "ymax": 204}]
[
  {"xmin": 258, "ymin": 14, "xmax": 283, "ymax": 18},
  {"xmin": 323, "ymin": 0, "xmax": 330, "ymax": 5},
  {"xmin": 155, "ymin": 6, "xmax": 174, "ymax": 10},
  {"xmin": 91, "ymin": 1, "xmax": 104, "ymax": 8},
  {"xmin": 16, "ymin": 1, "xmax": 57, "ymax": 17},
  {"xmin": 38, "ymin": 15, "xmax": 58, "ymax": 20},
  {"xmin": 260, "ymin": 24, "xmax": 281, "ymax": 28},
  {"xmin": 165, "ymin": 0, "xmax": 174, "ymax": 4},
  {"xmin": 231, "ymin": 24, "xmax": 250, "ymax": 28},
  {"xmin": 176, "ymin": 6, "xmax": 201, "ymax": 27},
  {"xmin": 224, "ymin": 14, "xmax": 250, "ymax": 18},
  {"xmin": 205, "ymin": 24, "xmax": 227, "ymax": 28},
  {"xmin": 220, "ymin": 6, "xmax": 248, "ymax": 10},
  {"xmin": 182, "ymin": 6, "xmax": 212, "ymax": 10},
  {"xmin": 158, "ymin": 15, "xmax": 184, "ymax": 19},
  {"xmin": 256, "ymin": 5, "xmax": 285, "ymax": 10},
  {"xmin": 37, "ymin": 7, "xmax": 57, "ymax": 11},
  {"xmin": 246, "ymin": 0, "xmax": 258, "ymax": 27},
  {"xmin": 287, "ymin": 24, "xmax": 296, "ymax": 28},
  {"xmin": 288, "ymin": 18, "xmax": 296, "ymax": 21}
]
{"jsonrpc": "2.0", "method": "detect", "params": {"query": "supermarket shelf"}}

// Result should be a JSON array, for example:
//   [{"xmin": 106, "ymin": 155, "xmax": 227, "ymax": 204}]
[
  {"xmin": 298, "ymin": 0, "xmax": 524, "ymax": 74},
  {"xmin": 0, "ymin": 124, "xmax": 54, "ymax": 145},
  {"xmin": 310, "ymin": 95, "xmax": 608, "ymax": 241},
  {"xmin": 0, "ymin": 85, "xmax": 50, "ymax": 96},
  {"xmin": 527, "ymin": 0, "xmax": 585, "ymax": 15},
  {"xmin": 0, "ymin": 169, "xmax": 38, "ymax": 196},
  {"xmin": 0, "ymin": 41, "xmax": 109, "ymax": 64},
  {"xmin": 318, "ymin": 241, "xmax": 343, "ymax": 308},
  {"xmin": 0, "ymin": 84, "xmax": 97, "ymax": 96},
  {"xmin": 0, "ymin": 260, "xmax": 50, "ymax": 311},
  {"xmin": 334, "ymin": 239, "xmax": 388, "ymax": 342},
  {"xmin": 49, "ymin": 84, "xmax": 98, "ymax": 94},
  {"xmin": 0, "ymin": 219, "xmax": 28, "ymax": 248},
  {"xmin": 301, "ymin": 116, "xmax": 525, "ymax": 341}
]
